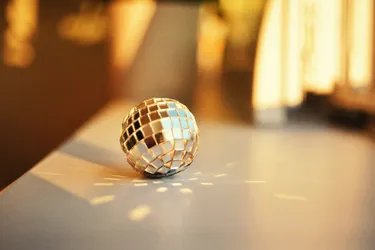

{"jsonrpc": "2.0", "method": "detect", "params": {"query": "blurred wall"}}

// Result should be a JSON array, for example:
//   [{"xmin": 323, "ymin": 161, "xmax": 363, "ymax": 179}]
[
  {"xmin": 110, "ymin": 2, "xmax": 200, "ymax": 108},
  {"xmin": 0, "ymin": 0, "xmax": 109, "ymax": 189}
]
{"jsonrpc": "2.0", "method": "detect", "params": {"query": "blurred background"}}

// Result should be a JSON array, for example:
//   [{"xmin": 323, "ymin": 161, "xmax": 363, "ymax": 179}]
[{"xmin": 0, "ymin": 0, "xmax": 374, "ymax": 190}]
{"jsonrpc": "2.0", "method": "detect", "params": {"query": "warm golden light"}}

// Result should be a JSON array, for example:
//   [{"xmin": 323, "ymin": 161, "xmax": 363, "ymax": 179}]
[
  {"xmin": 200, "ymin": 182, "xmax": 213, "ymax": 186},
  {"xmin": 110, "ymin": 0, "xmax": 156, "ymax": 69},
  {"xmin": 274, "ymin": 193, "xmax": 308, "ymax": 202},
  {"xmin": 128, "ymin": 205, "xmax": 152, "ymax": 221},
  {"xmin": 220, "ymin": 0, "xmax": 265, "ymax": 14},
  {"xmin": 134, "ymin": 183, "xmax": 148, "ymax": 187},
  {"xmin": 302, "ymin": 0, "xmax": 341, "ymax": 93},
  {"xmin": 214, "ymin": 173, "xmax": 227, "ymax": 178},
  {"xmin": 171, "ymin": 183, "xmax": 183, "ymax": 187},
  {"xmin": 253, "ymin": 0, "xmax": 284, "ymax": 109},
  {"xmin": 156, "ymin": 187, "xmax": 168, "ymax": 192},
  {"xmin": 196, "ymin": 5, "xmax": 228, "ymax": 72},
  {"xmin": 254, "ymin": 0, "xmax": 340, "ymax": 110},
  {"xmin": 90, "ymin": 195, "xmax": 115, "ymax": 205},
  {"xmin": 180, "ymin": 188, "xmax": 193, "ymax": 194},
  {"xmin": 3, "ymin": 0, "xmax": 38, "ymax": 68},
  {"xmin": 104, "ymin": 177, "xmax": 121, "ymax": 181},
  {"xmin": 254, "ymin": 0, "xmax": 373, "ymax": 109},
  {"xmin": 93, "ymin": 182, "xmax": 114, "ymax": 186},
  {"xmin": 349, "ymin": 0, "xmax": 373, "ymax": 87},
  {"xmin": 283, "ymin": 0, "xmax": 303, "ymax": 106},
  {"xmin": 58, "ymin": 2, "xmax": 107, "ymax": 45}
]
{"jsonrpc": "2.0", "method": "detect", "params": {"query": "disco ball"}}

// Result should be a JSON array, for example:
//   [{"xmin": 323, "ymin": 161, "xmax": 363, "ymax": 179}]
[{"xmin": 120, "ymin": 98, "xmax": 199, "ymax": 177}]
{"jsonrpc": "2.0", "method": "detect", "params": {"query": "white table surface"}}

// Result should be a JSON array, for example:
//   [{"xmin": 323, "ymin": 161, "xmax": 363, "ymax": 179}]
[{"xmin": 1, "ymin": 101, "xmax": 375, "ymax": 250}]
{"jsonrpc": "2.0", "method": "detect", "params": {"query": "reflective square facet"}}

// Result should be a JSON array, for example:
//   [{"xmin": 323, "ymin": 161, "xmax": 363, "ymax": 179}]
[
  {"xmin": 178, "ymin": 109, "xmax": 186, "ymax": 117},
  {"xmin": 182, "ymin": 130, "xmax": 190, "ymax": 139},
  {"xmin": 151, "ymin": 121, "xmax": 163, "ymax": 133},
  {"xmin": 139, "ymin": 158, "xmax": 148, "ymax": 167},
  {"xmin": 136, "ymin": 130, "xmax": 144, "ymax": 141},
  {"xmin": 157, "ymin": 166, "xmax": 170, "ymax": 174},
  {"xmin": 151, "ymin": 158, "xmax": 163, "ymax": 168},
  {"xmin": 132, "ymin": 145, "xmax": 142, "ymax": 158},
  {"xmin": 186, "ymin": 141, "xmax": 193, "ymax": 152},
  {"xmin": 128, "ymin": 152, "xmax": 136, "ymax": 163},
  {"xmin": 163, "ymin": 130, "xmax": 174, "ymax": 141},
  {"xmin": 171, "ymin": 117, "xmax": 180, "ymax": 128},
  {"xmin": 140, "ymin": 108, "xmax": 148, "ymax": 116},
  {"xmin": 143, "ymin": 124, "xmax": 152, "ymax": 135},
  {"xmin": 160, "ymin": 110, "xmax": 168, "ymax": 117},
  {"xmin": 138, "ymin": 102, "xmax": 146, "ymax": 109},
  {"xmin": 144, "ymin": 136, "xmax": 156, "ymax": 149},
  {"xmin": 151, "ymin": 145, "xmax": 163, "ymax": 157},
  {"xmin": 127, "ymin": 125, "xmax": 134, "ymax": 135},
  {"xmin": 142, "ymin": 152, "xmax": 153, "ymax": 162},
  {"xmin": 172, "ymin": 128, "xmax": 182, "ymax": 139},
  {"xmin": 171, "ymin": 161, "xmax": 181, "ymax": 170},
  {"xmin": 161, "ymin": 141, "xmax": 173, "ymax": 153},
  {"xmin": 140, "ymin": 115, "xmax": 150, "ymax": 125},
  {"xmin": 168, "ymin": 102, "xmax": 176, "ymax": 109},
  {"xmin": 145, "ymin": 166, "xmax": 157, "ymax": 174},
  {"xmin": 173, "ymin": 151, "xmax": 184, "ymax": 161},
  {"xmin": 149, "ymin": 105, "xmax": 158, "ymax": 112},
  {"xmin": 161, "ymin": 118, "xmax": 172, "ymax": 129},
  {"xmin": 136, "ymin": 162, "xmax": 146, "ymax": 171},
  {"xmin": 137, "ymin": 142, "xmax": 148, "ymax": 154},
  {"xmin": 155, "ymin": 132, "xmax": 165, "ymax": 144},
  {"xmin": 159, "ymin": 103, "xmax": 168, "ymax": 109},
  {"xmin": 181, "ymin": 118, "xmax": 188, "ymax": 129},
  {"xmin": 162, "ymin": 153, "xmax": 172, "ymax": 163},
  {"xmin": 150, "ymin": 111, "xmax": 160, "ymax": 121},
  {"xmin": 175, "ymin": 139, "xmax": 185, "ymax": 150}
]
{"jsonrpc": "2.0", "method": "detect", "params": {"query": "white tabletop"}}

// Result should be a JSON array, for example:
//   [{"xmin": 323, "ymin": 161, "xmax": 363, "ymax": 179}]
[{"xmin": 1, "ymin": 101, "xmax": 375, "ymax": 250}]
